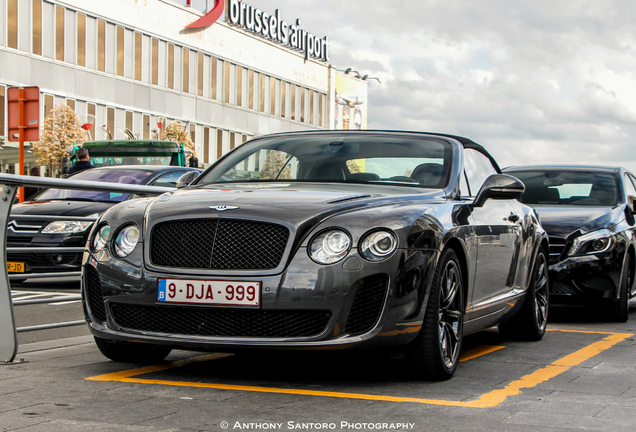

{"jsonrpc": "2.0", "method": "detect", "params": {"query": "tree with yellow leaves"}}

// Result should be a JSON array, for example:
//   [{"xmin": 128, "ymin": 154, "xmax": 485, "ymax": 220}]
[
  {"xmin": 32, "ymin": 104, "xmax": 87, "ymax": 169},
  {"xmin": 160, "ymin": 121, "xmax": 198, "ymax": 164}
]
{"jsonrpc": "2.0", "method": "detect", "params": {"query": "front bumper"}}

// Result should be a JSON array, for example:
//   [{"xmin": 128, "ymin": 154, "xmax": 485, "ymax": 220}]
[
  {"xmin": 549, "ymin": 253, "xmax": 621, "ymax": 303},
  {"xmin": 82, "ymin": 248, "xmax": 437, "ymax": 351}
]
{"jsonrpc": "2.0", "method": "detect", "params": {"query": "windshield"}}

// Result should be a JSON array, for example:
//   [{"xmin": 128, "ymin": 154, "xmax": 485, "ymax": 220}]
[
  {"xmin": 198, "ymin": 134, "xmax": 452, "ymax": 188},
  {"xmin": 511, "ymin": 170, "xmax": 619, "ymax": 206},
  {"xmin": 36, "ymin": 169, "xmax": 153, "ymax": 203},
  {"xmin": 90, "ymin": 155, "xmax": 175, "ymax": 167}
]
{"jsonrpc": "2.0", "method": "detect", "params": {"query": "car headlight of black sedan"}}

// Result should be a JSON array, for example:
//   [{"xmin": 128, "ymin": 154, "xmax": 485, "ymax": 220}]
[{"xmin": 567, "ymin": 229, "xmax": 614, "ymax": 256}]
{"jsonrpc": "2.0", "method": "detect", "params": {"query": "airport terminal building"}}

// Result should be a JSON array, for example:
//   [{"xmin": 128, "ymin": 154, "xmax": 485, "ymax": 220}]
[{"xmin": 0, "ymin": 0, "xmax": 368, "ymax": 174}]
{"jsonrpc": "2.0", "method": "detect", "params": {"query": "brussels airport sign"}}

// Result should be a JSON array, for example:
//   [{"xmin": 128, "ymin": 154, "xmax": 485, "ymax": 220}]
[{"xmin": 187, "ymin": 0, "xmax": 329, "ymax": 62}]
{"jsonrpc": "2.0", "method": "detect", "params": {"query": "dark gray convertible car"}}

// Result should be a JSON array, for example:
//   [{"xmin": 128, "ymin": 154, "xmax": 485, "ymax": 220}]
[{"xmin": 82, "ymin": 131, "xmax": 549, "ymax": 380}]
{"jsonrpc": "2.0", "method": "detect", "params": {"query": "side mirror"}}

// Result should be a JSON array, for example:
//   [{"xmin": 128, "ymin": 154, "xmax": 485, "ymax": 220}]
[
  {"xmin": 189, "ymin": 157, "xmax": 199, "ymax": 168},
  {"xmin": 473, "ymin": 174, "xmax": 525, "ymax": 208},
  {"xmin": 176, "ymin": 171, "xmax": 199, "ymax": 188}
]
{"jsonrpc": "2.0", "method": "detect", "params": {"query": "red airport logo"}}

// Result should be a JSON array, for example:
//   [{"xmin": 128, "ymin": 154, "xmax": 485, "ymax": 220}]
[{"xmin": 186, "ymin": 0, "xmax": 226, "ymax": 29}]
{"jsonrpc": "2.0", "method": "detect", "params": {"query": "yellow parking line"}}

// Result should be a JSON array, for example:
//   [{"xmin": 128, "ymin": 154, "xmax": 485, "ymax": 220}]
[
  {"xmin": 459, "ymin": 345, "xmax": 505, "ymax": 362},
  {"xmin": 86, "ymin": 329, "xmax": 632, "ymax": 408}
]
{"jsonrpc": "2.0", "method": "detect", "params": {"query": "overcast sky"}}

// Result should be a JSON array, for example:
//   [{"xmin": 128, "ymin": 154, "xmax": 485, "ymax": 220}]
[{"xmin": 183, "ymin": 0, "xmax": 636, "ymax": 172}]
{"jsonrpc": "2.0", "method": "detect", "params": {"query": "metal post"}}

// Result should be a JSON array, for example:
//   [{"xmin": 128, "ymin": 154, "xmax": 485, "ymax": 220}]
[{"xmin": 0, "ymin": 184, "xmax": 18, "ymax": 363}]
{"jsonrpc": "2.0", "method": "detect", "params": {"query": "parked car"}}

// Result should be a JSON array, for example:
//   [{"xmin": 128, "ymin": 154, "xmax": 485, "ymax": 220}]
[
  {"xmin": 83, "ymin": 130, "xmax": 549, "ymax": 380},
  {"xmin": 7, "ymin": 165, "xmax": 201, "ymax": 281},
  {"xmin": 503, "ymin": 165, "xmax": 636, "ymax": 322}
]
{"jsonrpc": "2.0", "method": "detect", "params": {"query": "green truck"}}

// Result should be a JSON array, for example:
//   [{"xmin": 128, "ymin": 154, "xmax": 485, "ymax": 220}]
[{"xmin": 79, "ymin": 140, "xmax": 192, "ymax": 167}]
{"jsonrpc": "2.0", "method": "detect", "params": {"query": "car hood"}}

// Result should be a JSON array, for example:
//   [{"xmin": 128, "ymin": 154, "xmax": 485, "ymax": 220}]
[
  {"xmin": 10, "ymin": 200, "xmax": 115, "ymax": 217},
  {"xmin": 147, "ymin": 183, "xmax": 445, "ymax": 226},
  {"xmin": 532, "ymin": 205, "xmax": 622, "ymax": 238}
]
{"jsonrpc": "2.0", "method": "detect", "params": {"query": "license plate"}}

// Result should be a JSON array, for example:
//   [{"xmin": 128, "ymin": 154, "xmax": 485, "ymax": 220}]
[
  {"xmin": 7, "ymin": 262, "xmax": 25, "ymax": 273},
  {"xmin": 158, "ymin": 278, "xmax": 260, "ymax": 306}
]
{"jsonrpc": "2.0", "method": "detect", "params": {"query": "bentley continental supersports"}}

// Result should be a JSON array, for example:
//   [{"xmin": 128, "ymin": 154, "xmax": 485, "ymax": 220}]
[{"xmin": 82, "ymin": 131, "xmax": 549, "ymax": 380}]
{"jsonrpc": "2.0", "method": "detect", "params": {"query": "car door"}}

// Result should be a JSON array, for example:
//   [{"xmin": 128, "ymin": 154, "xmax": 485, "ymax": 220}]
[{"xmin": 463, "ymin": 149, "xmax": 521, "ymax": 315}]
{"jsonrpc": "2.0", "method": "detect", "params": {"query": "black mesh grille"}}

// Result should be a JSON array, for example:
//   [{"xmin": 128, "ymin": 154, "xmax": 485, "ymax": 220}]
[
  {"xmin": 345, "ymin": 275, "xmax": 389, "ymax": 335},
  {"xmin": 85, "ymin": 265, "xmax": 106, "ymax": 323},
  {"xmin": 150, "ymin": 219, "xmax": 289, "ymax": 270},
  {"xmin": 551, "ymin": 279, "xmax": 577, "ymax": 295},
  {"xmin": 110, "ymin": 303, "xmax": 331, "ymax": 338}
]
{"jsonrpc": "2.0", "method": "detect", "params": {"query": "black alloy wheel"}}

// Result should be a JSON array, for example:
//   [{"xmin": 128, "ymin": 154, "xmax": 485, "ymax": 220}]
[
  {"xmin": 408, "ymin": 248, "xmax": 464, "ymax": 380},
  {"xmin": 499, "ymin": 246, "xmax": 549, "ymax": 341}
]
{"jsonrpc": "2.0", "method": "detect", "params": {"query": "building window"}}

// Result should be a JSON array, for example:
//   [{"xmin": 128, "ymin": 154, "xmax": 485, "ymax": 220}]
[
  {"xmin": 116, "ymin": 26, "xmax": 124, "ymax": 76},
  {"xmin": 55, "ymin": 6, "xmax": 64, "ymax": 61},
  {"xmin": 33, "ymin": 0, "xmax": 42, "ymax": 55},
  {"xmin": 198, "ymin": 52, "xmax": 204, "ymax": 96},
  {"xmin": 76, "ymin": 13, "xmax": 85, "ymax": 66},
  {"xmin": 167, "ymin": 43, "xmax": 175, "ymax": 89},
  {"xmin": 230, "ymin": 132, "xmax": 236, "ymax": 150},
  {"xmin": 107, "ymin": 107, "xmax": 115, "ymax": 140},
  {"xmin": 126, "ymin": 111, "xmax": 133, "ymax": 135},
  {"xmin": 291, "ymin": 85, "xmax": 296, "ymax": 120},
  {"xmin": 310, "ymin": 91, "xmax": 315, "ymax": 125},
  {"xmin": 66, "ymin": 99, "xmax": 75, "ymax": 111},
  {"xmin": 270, "ymin": 78, "xmax": 277, "ymax": 115},
  {"xmin": 217, "ymin": 129, "xmax": 223, "ymax": 159},
  {"xmin": 248, "ymin": 70, "xmax": 254, "ymax": 110},
  {"xmin": 97, "ymin": 20, "xmax": 106, "ymax": 71},
  {"xmin": 260, "ymin": 74, "xmax": 266, "ymax": 113},
  {"xmin": 300, "ymin": 87, "xmax": 306, "ymax": 122},
  {"xmin": 319, "ymin": 93, "xmax": 324, "ymax": 127},
  {"xmin": 44, "ymin": 94, "xmax": 54, "ymax": 118},
  {"xmin": 190, "ymin": 124, "xmax": 196, "ymax": 148},
  {"xmin": 211, "ymin": 58, "xmax": 218, "ymax": 100},
  {"xmin": 143, "ymin": 114, "xmax": 150, "ymax": 139},
  {"xmin": 182, "ymin": 48, "xmax": 189, "ymax": 93},
  {"xmin": 151, "ymin": 38, "xmax": 159, "ymax": 85},
  {"xmin": 236, "ymin": 66, "xmax": 243, "ymax": 107},
  {"xmin": 281, "ymin": 82, "xmax": 286, "ymax": 118},
  {"xmin": 134, "ymin": 32, "xmax": 142, "ymax": 80},
  {"xmin": 8, "ymin": 0, "xmax": 17, "ymax": 49},
  {"xmin": 204, "ymin": 127, "xmax": 210, "ymax": 164},
  {"xmin": 224, "ymin": 61, "xmax": 231, "ymax": 103},
  {"xmin": 0, "ymin": 86, "xmax": 5, "ymax": 137},
  {"xmin": 88, "ymin": 103, "xmax": 96, "ymax": 140}
]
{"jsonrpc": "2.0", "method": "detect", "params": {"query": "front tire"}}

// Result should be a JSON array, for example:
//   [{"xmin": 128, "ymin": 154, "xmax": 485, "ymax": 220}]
[
  {"xmin": 499, "ymin": 246, "xmax": 549, "ymax": 341},
  {"xmin": 408, "ymin": 248, "xmax": 464, "ymax": 381},
  {"xmin": 94, "ymin": 337, "xmax": 172, "ymax": 363}
]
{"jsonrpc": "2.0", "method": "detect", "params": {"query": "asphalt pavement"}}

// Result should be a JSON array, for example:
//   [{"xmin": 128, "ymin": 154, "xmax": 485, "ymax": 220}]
[{"xmin": 1, "ymin": 301, "xmax": 636, "ymax": 432}]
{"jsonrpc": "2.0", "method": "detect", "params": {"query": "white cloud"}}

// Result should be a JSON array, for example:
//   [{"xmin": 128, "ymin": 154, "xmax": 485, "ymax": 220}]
[{"xmin": 241, "ymin": 0, "xmax": 636, "ymax": 172}]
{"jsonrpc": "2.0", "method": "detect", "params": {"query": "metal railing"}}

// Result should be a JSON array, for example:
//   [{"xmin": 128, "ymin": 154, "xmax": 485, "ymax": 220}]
[{"xmin": 0, "ymin": 173, "xmax": 176, "ymax": 363}]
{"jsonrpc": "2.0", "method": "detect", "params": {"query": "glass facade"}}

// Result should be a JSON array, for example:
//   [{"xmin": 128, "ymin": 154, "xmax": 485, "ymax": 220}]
[{"xmin": 0, "ymin": 0, "xmax": 329, "ymax": 171}]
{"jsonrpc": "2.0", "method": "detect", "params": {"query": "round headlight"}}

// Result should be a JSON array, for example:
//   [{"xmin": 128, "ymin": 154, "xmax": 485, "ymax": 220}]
[
  {"xmin": 309, "ymin": 229, "xmax": 351, "ymax": 264},
  {"xmin": 114, "ymin": 225, "xmax": 140, "ymax": 257},
  {"xmin": 360, "ymin": 230, "xmax": 397, "ymax": 261},
  {"xmin": 91, "ymin": 224, "xmax": 110, "ymax": 252}
]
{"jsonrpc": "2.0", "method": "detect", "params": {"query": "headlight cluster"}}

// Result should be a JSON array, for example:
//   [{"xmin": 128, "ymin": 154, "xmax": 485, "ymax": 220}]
[
  {"xmin": 90, "ymin": 223, "xmax": 140, "ymax": 259},
  {"xmin": 43, "ymin": 221, "xmax": 93, "ymax": 234},
  {"xmin": 309, "ymin": 228, "xmax": 398, "ymax": 264},
  {"xmin": 568, "ymin": 229, "xmax": 614, "ymax": 256}
]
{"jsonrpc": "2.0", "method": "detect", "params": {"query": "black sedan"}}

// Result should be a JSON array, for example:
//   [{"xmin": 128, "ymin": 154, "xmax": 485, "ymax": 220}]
[
  {"xmin": 7, "ymin": 165, "xmax": 200, "ymax": 280},
  {"xmin": 503, "ymin": 165, "xmax": 636, "ymax": 322},
  {"xmin": 83, "ymin": 131, "xmax": 549, "ymax": 380}
]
